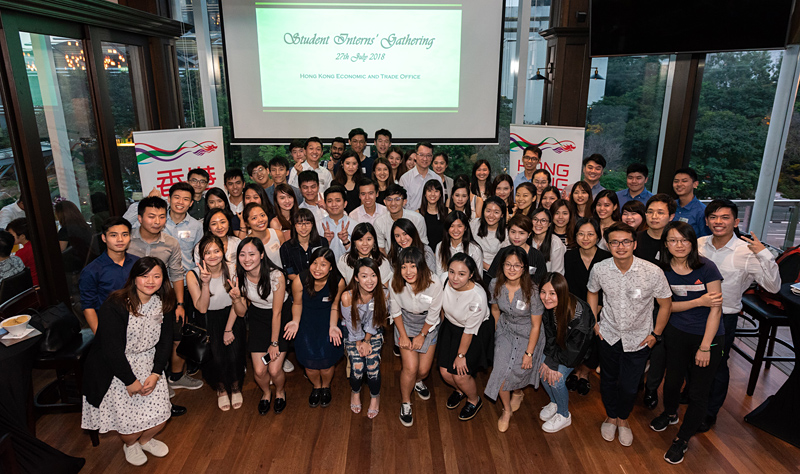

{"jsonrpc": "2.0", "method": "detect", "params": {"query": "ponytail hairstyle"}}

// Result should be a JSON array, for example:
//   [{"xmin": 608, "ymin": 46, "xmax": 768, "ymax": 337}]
[
  {"xmin": 341, "ymin": 257, "xmax": 388, "ymax": 328},
  {"xmin": 515, "ymin": 182, "xmax": 537, "ymax": 216},
  {"xmin": 540, "ymin": 272, "xmax": 577, "ymax": 349}
]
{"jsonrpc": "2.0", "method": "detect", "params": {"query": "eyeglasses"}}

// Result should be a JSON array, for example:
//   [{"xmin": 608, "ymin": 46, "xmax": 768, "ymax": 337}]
[
  {"xmin": 503, "ymin": 262, "xmax": 524, "ymax": 271},
  {"xmin": 417, "ymin": 153, "xmax": 433, "ymax": 159},
  {"xmin": 666, "ymin": 238, "xmax": 690, "ymax": 246},
  {"xmin": 645, "ymin": 210, "xmax": 668, "ymax": 216},
  {"xmin": 189, "ymin": 178, "xmax": 208, "ymax": 185},
  {"xmin": 523, "ymin": 155, "xmax": 540, "ymax": 162},
  {"xmin": 384, "ymin": 196, "xmax": 404, "ymax": 203},
  {"xmin": 608, "ymin": 239, "xmax": 634, "ymax": 248},
  {"xmin": 532, "ymin": 218, "xmax": 550, "ymax": 224}
]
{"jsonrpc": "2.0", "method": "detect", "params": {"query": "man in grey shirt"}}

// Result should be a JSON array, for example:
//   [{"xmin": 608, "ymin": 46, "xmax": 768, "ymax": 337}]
[{"xmin": 587, "ymin": 222, "xmax": 672, "ymax": 447}]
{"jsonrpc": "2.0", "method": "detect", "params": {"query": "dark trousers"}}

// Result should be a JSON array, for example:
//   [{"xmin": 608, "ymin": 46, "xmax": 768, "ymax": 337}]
[
  {"xmin": 662, "ymin": 324, "xmax": 724, "ymax": 440},
  {"xmin": 706, "ymin": 313, "xmax": 739, "ymax": 417},
  {"xmin": 645, "ymin": 307, "xmax": 667, "ymax": 391},
  {"xmin": 599, "ymin": 339, "xmax": 651, "ymax": 420}
]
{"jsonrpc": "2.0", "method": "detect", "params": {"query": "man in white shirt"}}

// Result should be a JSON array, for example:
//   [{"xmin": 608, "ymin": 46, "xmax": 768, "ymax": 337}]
[
  {"xmin": 289, "ymin": 137, "xmax": 333, "ymax": 193},
  {"xmin": 297, "ymin": 170, "xmax": 328, "ymax": 235},
  {"xmin": 697, "ymin": 199, "xmax": 780, "ymax": 432},
  {"xmin": 587, "ymin": 222, "xmax": 672, "ymax": 447},
  {"xmin": 0, "ymin": 199, "xmax": 25, "ymax": 230},
  {"xmin": 375, "ymin": 184, "xmax": 427, "ymax": 252},
  {"xmin": 321, "ymin": 185, "xmax": 352, "ymax": 260},
  {"xmin": 349, "ymin": 179, "xmax": 387, "ymax": 226},
  {"xmin": 398, "ymin": 141, "xmax": 442, "ymax": 211},
  {"xmin": 224, "ymin": 169, "xmax": 245, "ymax": 214}
]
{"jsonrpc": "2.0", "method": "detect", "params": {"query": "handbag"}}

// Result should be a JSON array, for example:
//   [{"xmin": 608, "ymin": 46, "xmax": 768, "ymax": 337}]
[
  {"xmin": 28, "ymin": 302, "xmax": 81, "ymax": 353},
  {"xmin": 176, "ymin": 315, "xmax": 211, "ymax": 365}
]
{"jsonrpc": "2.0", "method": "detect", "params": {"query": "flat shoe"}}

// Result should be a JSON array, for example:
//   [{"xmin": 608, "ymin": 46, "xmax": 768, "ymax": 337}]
[
  {"xmin": 601, "ymin": 422, "xmax": 617, "ymax": 442},
  {"xmin": 510, "ymin": 392, "xmax": 524, "ymax": 412},
  {"xmin": 498, "ymin": 413, "xmax": 510, "ymax": 433},
  {"xmin": 273, "ymin": 397, "xmax": 286, "ymax": 414},
  {"xmin": 258, "ymin": 398, "xmax": 271, "ymax": 415},
  {"xmin": 139, "ymin": 438, "xmax": 169, "ymax": 457},
  {"xmin": 218, "ymin": 393, "xmax": 231, "ymax": 412},
  {"xmin": 618, "ymin": 426, "xmax": 633, "ymax": 446},
  {"xmin": 458, "ymin": 398, "xmax": 483, "ymax": 421},
  {"xmin": 231, "ymin": 392, "xmax": 243, "ymax": 410}
]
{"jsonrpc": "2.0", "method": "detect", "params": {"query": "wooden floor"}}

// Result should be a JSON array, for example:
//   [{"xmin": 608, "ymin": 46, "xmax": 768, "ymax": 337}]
[{"xmin": 32, "ymin": 342, "xmax": 800, "ymax": 474}]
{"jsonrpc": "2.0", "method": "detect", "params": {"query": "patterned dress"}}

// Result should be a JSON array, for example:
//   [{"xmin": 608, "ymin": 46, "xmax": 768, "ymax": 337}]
[{"xmin": 81, "ymin": 297, "xmax": 171, "ymax": 434}]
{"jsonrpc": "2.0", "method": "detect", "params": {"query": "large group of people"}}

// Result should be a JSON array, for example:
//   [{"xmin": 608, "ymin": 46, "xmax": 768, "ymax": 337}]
[{"xmin": 2, "ymin": 128, "xmax": 778, "ymax": 467}]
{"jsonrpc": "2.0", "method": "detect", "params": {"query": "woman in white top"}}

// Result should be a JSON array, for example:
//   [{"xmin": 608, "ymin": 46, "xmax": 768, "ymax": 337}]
[
  {"xmin": 389, "ymin": 246, "xmax": 443, "ymax": 428},
  {"xmin": 470, "ymin": 159, "xmax": 492, "ymax": 200},
  {"xmin": 435, "ymin": 211, "xmax": 484, "ymax": 281},
  {"xmin": 231, "ymin": 237, "xmax": 289, "ymax": 416},
  {"xmin": 388, "ymin": 218, "xmax": 437, "ymax": 272},
  {"xmin": 244, "ymin": 202, "xmax": 283, "ymax": 268},
  {"xmin": 471, "ymin": 197, "xmax": 509, "ymax": 272},
  {"xmin": 591, "ymin": 190, "xmax": 621, "ymax": 251},
  {"xmin": 187, "ymin": 235, "xmax": 244, "ymax": 412},
  {"xmin": 193, "ymin": 208, "xmax": 241, "ymax": 275},
  {"xmin": 448, "ymin": 178, "xmax": 483, "ymax": 220},
  {"xmin": 338, "ymin": 258, "xmax": 389, "ymax": 419},
  {"xmin": 337, "ymin": 222, "xmax": 392, "ymax": 286},
  {"xmin": 438, "ymin": 253, "xmax": 493, "ymax": 422},
  {"xmin": 530, "ymin": 208, "xmax": 566, "ymax": 274}
]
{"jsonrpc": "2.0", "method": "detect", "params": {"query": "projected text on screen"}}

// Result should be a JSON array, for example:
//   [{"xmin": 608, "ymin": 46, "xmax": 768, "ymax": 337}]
[{"xmin": 255, "ymin": 5, "xmax": 462, "ymax": 110}]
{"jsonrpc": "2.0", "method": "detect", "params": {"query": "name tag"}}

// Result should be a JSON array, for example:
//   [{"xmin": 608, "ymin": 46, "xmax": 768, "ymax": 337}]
[
  {"xmin": 679, "ymin": 217, "xmax": 689, "ymax": 223},
  {"xmin": 269, "ymin": 242, "xmax": 279, "ymax": 253},
  {"xmin": 419, "ymin": 294, "xmax": 433, "ymax": 304},
  {"xmin": 178, "ymin": 230, "xmax": 192, "ymax": 240},
  {"xmin": 627, "ymin": 288, "xmax": 643, "ymax": 299},
  {"xmin": 529, "ymin": 266, "xmax": 537, "ymax": 275},
  {"xmin": 322, "ymin": 296, "xmax": 331, "ymax": 302},
  {"xmin": 469, "ymin": 302, "xmax": 481, "ymax": 312},
  {"xmin": 516, "ymin": 300, "xmax": 528, "ymax": 311},
  {"xmin": 670, "ymin": 284, "xmax": 706, "ymax": 297},
  {"xmin": 362, "ymin": 167, "xmax": 367, "ymax": 174},
  {"xmin": 368, "ymin": 302, "xmax": 374, "ymax": 311}
]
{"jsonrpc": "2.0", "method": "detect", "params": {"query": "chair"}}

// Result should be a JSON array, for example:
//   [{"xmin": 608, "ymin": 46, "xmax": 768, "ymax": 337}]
[
  {"xmin": 0, "ymin": 267, "xmax": 32, "ymax": 303},
  {"xmin": 32, "ymin": 327, "xmax": 98, "ymax": 446},
  {"xmin": 735, "ymin": 294, "xmax": 795, "ymax": 396},
  {"xmin": 0, "ymin": 433, "xmax": 21, "ymax": 474}
]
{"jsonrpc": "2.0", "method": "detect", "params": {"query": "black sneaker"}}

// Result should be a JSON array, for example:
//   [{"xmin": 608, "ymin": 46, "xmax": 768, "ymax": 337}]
[
  {"xmin": 458, "ymin": 397, "xmax": 483, "ymax": 421},
  {"xmin": 446, "ymin": 391, "xmax": 466, "ymax": 409},
  {"xmin": 696, "ymin": 414, "xmax": 716, "ymax": 433},
  {"xmin": 309, "ymin": 388, "xmax": 322, "ymax": 407},
  {"xmin": 650, "ymin": 412, "xmax": 679, "ymax": 432},
  {"xmin": 320, "ymin": 387, "xmax": 332, "ymax": 407},
  {"xmin": 643, "ymin": 389, "xmax": 659, "ymax": 409},
  {"xmin": 664, "ymin": 438, "xmax": 689, "ymax": 464},
  {"xmin": 393, "ymin": 345, "xmax": 401, "ymax": 357},
  {"xmin": 399, "ymin": 403, "xmax": 413, "ymax": 427},
  {"xmin": 414, "ymin": 381, "xmax": 431, "ymax": 400},
  {"xmin": 576, "ymin": 378, "xmax": 591, "ymax": 396},
  {"xmin": 565, "ymin": 373, "xmax": 579, "ymax": 391}
]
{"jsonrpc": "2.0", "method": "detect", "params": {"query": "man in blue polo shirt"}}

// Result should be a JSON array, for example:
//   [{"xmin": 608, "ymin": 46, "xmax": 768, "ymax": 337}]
[
  {"xmin": 79, "ymin": 217, "xmax": 139, "ymax": 334},
  {"xmin": 672, "ymin": 167, "xmax": 710, "ymax": 237},
  {"xmin": 513, "ymin": 145, "xmax": 542, "ymax": 191},
  {"xmin": 617, "ymin": 163, "xmax": 653, "ymax": 206}
]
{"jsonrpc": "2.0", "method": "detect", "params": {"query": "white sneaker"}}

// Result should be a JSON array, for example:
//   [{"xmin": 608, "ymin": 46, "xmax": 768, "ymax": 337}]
[
  {"xmin": 283, "ymin": 359, "xmax": 295, "ymax": 373},
  {"xmin": 542, "ymin": 413, "xmax": 572, "ymax": 433},
  {"xmin": 123, "ymin": 443, "xmax": 148, "ymax": 466},
  {"xmin": 539, "ymin": 402, "xmax": 558, "ymax": 421},
  {"xmin": 139, "ymin": 438, "xmax": 169, "ymax": 457},
  {"xmin": 618, "ymin": 426, "xmax": 634, "ymax": 447},
  {"xmin": 601, "ymin": 421, "xmax": 617, "ymax": 442}
]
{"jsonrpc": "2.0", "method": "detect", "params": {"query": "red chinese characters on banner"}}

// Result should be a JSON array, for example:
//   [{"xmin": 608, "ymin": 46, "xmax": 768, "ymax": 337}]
[
  {"xmin": 156, "ymin": 169, "xmax": 185, "ymax": 197},
  {"xmin": 187, "ymin": 166, "xmax": 217, "ymax": 188}
]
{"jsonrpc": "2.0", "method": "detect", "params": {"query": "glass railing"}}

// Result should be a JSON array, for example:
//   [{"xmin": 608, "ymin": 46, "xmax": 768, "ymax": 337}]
[{"xmin": 700, "ymin": 199, "xmax": 800, "ymax": 250}]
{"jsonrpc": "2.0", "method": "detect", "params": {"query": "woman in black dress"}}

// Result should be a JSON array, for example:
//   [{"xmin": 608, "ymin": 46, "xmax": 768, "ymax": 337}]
[
  {"xmin": 419, "ymin": 179, "xmax": 447, "ymax": 252},
  {"xmin": 333, "ymin": 150, "xmax": 364, "ymax": 214}
]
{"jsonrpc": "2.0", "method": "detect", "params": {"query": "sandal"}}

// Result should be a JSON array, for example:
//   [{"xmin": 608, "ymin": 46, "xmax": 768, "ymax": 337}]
[
  {"xmin": 367, "ymin": 397, "xmax": 380, "ymax": 419},
  {"xmin": 351, "ymin": 392, "xmax": 361, "ymax": 414},
  {"xmin": 231, "ymin": 392, "xmax": 243, "ymax": 410},
  {"xmin": 218, "ymin": 392, "xmax": 231, "ymax": 411}
]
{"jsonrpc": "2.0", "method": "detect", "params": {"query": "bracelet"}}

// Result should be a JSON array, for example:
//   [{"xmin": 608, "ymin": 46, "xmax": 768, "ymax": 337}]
[
  {"xmin": 224, "ymin": 330, "xmax": 233, "ymax": 333},
  {"xmin": 698, "ymin": 348, "xmax": 710, "ymax": 352}
]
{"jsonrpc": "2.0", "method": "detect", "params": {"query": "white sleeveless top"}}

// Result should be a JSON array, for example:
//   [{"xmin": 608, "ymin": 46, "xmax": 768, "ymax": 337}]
[{"xmin": 245, "ymin": 269, "xmax": 287, "ymax": 309}]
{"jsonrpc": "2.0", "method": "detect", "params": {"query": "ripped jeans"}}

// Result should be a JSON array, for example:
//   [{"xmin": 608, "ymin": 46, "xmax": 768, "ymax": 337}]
[{"xmin": 345, "ymin": 332, "xmax": 383, "ymax": 397}]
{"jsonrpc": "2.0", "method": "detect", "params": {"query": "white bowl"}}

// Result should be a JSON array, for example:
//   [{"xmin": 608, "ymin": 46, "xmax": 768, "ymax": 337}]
[{"xmin": 1, "ymin": 314, "xmax": 31, "ymax": 336}]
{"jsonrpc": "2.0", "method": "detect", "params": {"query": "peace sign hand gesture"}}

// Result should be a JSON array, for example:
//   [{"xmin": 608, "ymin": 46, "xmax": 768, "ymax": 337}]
[
  {"xmin": 199, "ymin": 262, "xmax": 212, "ymax": 284},
  {"xmin": 740, "ymin": 232, "xmax": 767, "ymax": 255},
  {"xmin": 227, "ymin": 276, "xmax": 241, "ymax": 299},
  {"xmin": 337, "ymin": 222, "xmax": 350, "ymax": 242},
  {"xmin": 322, "ymin": 222, "xmax": 335, "ymax": 244}
]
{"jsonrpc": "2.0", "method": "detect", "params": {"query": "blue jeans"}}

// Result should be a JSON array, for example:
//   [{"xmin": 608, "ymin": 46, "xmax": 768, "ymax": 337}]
[
  {"xmin": 345, "ymin": 333, "xmax": 383, "ymax": 397},
  {"xmin": 541, "ymin": 365, "xmax": 574, "ymax": 416}
]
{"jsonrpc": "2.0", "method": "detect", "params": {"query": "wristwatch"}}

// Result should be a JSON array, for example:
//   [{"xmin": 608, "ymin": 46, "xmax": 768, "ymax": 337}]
[
  {"xmin": 457, "ymin": 353, "xmax": 466, "ymax": 359},
  {"xmin": 176, "ymin": 302, "xmax": 184, "ymax": 307},
  {"xmin": 270, "ymin": 341, "xmax": 279, "ymax": 347},
  {"xmin": 651, "ymin": 331, "xmax": 663, "ymax": 343}
]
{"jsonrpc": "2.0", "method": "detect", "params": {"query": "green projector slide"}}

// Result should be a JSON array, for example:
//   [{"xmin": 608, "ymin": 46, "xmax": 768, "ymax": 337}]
[{"xmin": 256, "ymin": 5, "xmax": 462, "ymax": 109}]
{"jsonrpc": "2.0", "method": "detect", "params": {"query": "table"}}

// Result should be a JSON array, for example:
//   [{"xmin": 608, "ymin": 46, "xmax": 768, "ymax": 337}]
[
  {"xmin": 0, "ymin": 330, "xmax": 85, "ymax": 473},
  {"xmin": 744, "ymin": 283, "xmax": 800, "ymax": 448}
]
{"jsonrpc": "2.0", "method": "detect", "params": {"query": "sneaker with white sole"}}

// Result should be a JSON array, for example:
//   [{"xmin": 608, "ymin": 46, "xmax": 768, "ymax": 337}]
[
  {"xmin": 414, "ymin": 381, "xmax": 430, "ymax": 400},
  {"xmin": 664, "ymin": 438, "xmax": 689, "ymax": 464},
  {"xmin": 168, "ymin": 385, "xmax": 175, "ymax": 398},
  {"xmin": 539, "ymin": 402, "xmax": 558, "ymax": 421},
  {"xmin": 283, "ymin": 359, "xmax": 295, "ymax": 373},
  {"xmin": 123, "ymin": 443, "xmax": 148, "ymax": 466},
  {"xmin": 139, "ymin": 438, "xmax": 169, "ymax": 457},
  {"xmin": 168, "ymin": 373, "xmax": 203, "ymax": 390},
  {"xmin": 542, "ymin": 412, "xmax": 572, "ymax": 433},
  {"xmin": 400, "ymin": 402, "xmax": 413, "ymax": 427}
]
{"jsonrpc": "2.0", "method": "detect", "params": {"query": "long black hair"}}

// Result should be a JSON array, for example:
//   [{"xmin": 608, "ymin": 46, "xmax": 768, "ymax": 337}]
[
  {"xmin": 341, "ymin": 257, "xmax": 388, "ymax": 328},
  {"xmin": 470, "ymin": 159, "xmax": 492, "ymax": 197},
  {"xmin": 243, "ymin": 183, "xmax": 275, "ymax": 218},
  {"xmin": 419, "ymin": 179, "xmax": 447, "ymax": 219},
  {"xmin": 204, "ymin": 187, "xmax": 232, "ymax": 214},
  {"xmin": 660, "ymin": 221, "xmax": 703, "ymax": 270},
  {"xmin": 439, "ymin": 211, "xmax": 476, "ymax": 270},
  {"xmin": 334, "ymin": 149, "xmax": 364, "ymax": 186},
  {"xmin": 591, "ymin": 189, "xmax": 621, "ymax": 222},
  {"xmin": 203, "ymin": 207, "xmax": 235, "ymax": 237},
  {"xmin": 531, "ymin": 207, "xmax": 555, "ymax": 263},
  {"xmin": 108, "ymin": 256, "xmax": 176, "ymax": 316},
  {"xmin": 477, "ymin": 196, "xmax": 507, "ymax": 241},
  {"xmin": 388, "ymin": 218, "xmax": 426, "ymax": 265},
  {"xmin": 391, "ymin": 246, "xmax": 434, "ymax": 295},
  {"xmin": 273, "ymin": 182, "xmax": 299, "ymax": 230},
  {"xmin": 448, "ymin": 178, "xmax": 473, "ymax": 217},
  {"xmin": 290, "ymin": 208, "xmax": 323, "ymax": 245},
  {"xmin": 345, "ymin": 222, "xmax": 385, "ymax": 267},
  {"xmin": 305, "ymin": 247, "xmax": 340, "ymax": 297},
  {"xmin": 196, "ymin": 234, "xmax": 231, "ymax": 296},
  {"xmin": 235, "ymin": 236, "xmax": 283, "ymax": 302},
  {"xmin": 489, "ymin": 173, "xmax": 515, "ymax": 212}
]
